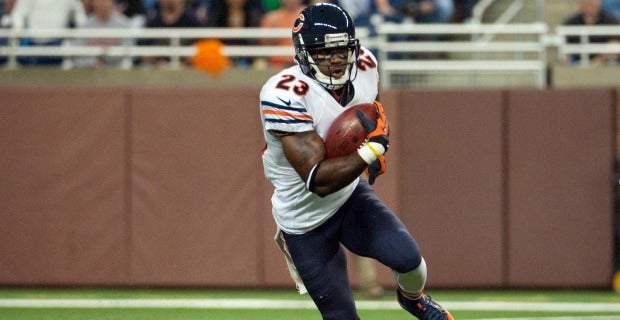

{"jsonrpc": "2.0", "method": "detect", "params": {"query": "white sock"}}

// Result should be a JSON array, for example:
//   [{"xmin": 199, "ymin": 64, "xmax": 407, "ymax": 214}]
[{"xmin": 392, "ymin": 258, "xmax": 427, "ymax": 295}]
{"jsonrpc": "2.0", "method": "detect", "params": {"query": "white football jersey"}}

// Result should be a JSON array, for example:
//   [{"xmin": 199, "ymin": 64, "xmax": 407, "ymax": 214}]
[{"xmin": 259, "ymin": 46, "xmax": 379, "ymax": 234}]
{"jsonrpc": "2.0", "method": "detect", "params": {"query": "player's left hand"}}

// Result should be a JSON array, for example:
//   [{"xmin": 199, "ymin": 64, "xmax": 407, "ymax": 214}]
[
  {"xmin": 357, "ymin": 101, "xmax": 390, "ymax": 153},
  {"xmin": 366, "ymin": 155, "xmax": 386, "ymax": 185},
  {"xmin": 356, "ymin": 101, "xmax": 390, "ymax": 165}
]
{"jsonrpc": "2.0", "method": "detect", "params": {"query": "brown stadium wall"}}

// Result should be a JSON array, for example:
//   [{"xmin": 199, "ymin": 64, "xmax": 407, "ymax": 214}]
[{"xmin": 0, "ymin": 86, "xmax": 616, "ymax": 289}]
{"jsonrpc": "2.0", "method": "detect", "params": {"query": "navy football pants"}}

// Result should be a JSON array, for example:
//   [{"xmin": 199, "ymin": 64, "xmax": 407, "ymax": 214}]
[{"xmin": 283, "ymin": 180, "xmax": 422, "ymax": 320}]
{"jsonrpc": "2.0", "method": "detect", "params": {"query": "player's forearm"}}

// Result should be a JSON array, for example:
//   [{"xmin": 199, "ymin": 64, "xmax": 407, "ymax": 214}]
[{"xmin": 310, "ymin": 154, "xmax": 367, "ymax": 197}]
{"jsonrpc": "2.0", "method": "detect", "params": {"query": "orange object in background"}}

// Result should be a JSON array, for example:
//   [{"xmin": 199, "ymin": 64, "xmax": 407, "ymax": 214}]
[{"xmin": 192, "ymin": 39, "xmax": 231, "ymax": 76}]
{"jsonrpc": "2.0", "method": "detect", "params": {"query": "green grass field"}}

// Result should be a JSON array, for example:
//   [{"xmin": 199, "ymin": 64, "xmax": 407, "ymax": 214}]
[{"xmin": 1, "ymin": 288, "xmax": 620, "ymax": 319}]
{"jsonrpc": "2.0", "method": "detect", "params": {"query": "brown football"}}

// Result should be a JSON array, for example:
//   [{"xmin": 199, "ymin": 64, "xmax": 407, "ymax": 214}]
[{"xmin": 324, "ymin": 103, "xmax": 378, "ymax": 158}]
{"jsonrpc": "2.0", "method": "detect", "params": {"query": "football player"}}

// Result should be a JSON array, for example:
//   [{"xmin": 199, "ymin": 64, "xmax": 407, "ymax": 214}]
[{"xmin": 259, "ymin": 3, "xmax": 454, "ymax": 320}]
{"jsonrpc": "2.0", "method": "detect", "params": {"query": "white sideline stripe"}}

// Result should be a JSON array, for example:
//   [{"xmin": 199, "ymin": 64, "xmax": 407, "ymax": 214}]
[
  {"xmin": 0, "ymin": 299, "xmax": 620, "ymax": 312},
  {"xmin": 445, "ymin": 301, "xmax": 620, "ymax": 312},
  {"xmin": 483, "ymin": 317, "xmax": 620, "ymax": 320}
]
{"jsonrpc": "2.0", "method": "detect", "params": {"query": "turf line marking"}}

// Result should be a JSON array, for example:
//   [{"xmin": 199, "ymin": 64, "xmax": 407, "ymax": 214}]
[
  {"xmin": 481, "ymin": 317, "xmax": 620, "ymax": 320},
  {"xmin": 0, "ymin": 299, "xmax": 620, "ymax": 312},
  {"xmin": 445, "ymin": 301, "xmax": 620, "ymax": 312}
]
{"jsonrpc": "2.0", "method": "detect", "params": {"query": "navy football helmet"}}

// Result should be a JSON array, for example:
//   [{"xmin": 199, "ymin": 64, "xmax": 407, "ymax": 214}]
[{"xmin": 292, "ymin": 3, "xmax": 360, "ymax": 90}]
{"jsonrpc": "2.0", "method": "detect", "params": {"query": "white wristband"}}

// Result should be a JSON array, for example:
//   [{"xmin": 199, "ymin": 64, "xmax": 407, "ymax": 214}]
[
  {"xmin": 357, "ymin": 141, "xmax": 385, "ymax": 164},
  {"xmin": 305, "ymin": 162, "xmax": 321, "ymax": 192}
]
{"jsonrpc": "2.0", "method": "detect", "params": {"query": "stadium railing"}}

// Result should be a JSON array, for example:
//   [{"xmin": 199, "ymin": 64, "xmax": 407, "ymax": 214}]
[
  {"xmin": 374, "ymin": 22, "xmax": 548, "ymax": 88},
  {"xmin": 0, "ymin": 27, "xmax": 295, "ymax": 70},
  {"xmin": 0, "ymin": 24, "xmax": 619, "ymax": 88},
  {"xmin": 555, "ymin": 25, "xmax": 620, "ymax": 67}
]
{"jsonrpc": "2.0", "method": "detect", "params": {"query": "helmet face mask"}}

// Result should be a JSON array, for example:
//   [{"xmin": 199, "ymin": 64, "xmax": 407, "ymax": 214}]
[{"xmin": 292, "ymin": 3, "xmax": 360, "ymax": 90}]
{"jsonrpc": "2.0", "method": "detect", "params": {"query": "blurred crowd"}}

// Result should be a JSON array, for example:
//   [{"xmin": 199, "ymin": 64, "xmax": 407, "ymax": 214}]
[
  {"xmin": 0, "ymin": 0, "xmax": 482, "ymax": 69},
  {"xmin": 0, "ymin": 0, "xmax": 618, "ymax": 69},
  {"xmin": 0, "ymin": 0, "xmax": 481, "ymax": 30}
]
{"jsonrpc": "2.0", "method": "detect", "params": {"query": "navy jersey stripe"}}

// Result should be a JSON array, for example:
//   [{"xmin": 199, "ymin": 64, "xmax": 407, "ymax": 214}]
[
  {"xmin": 265, "ymin": 118, "xmax": 313, "ymax": 124},
  {"xmin": 261, "ymin": 100, "xmax": 307, "ymax": 113}
]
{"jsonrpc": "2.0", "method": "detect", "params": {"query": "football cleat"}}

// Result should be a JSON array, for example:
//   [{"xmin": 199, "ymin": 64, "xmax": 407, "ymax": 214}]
[{"xmin": 397, "ymin": 289, "xmax": 454, "ymax": 320}]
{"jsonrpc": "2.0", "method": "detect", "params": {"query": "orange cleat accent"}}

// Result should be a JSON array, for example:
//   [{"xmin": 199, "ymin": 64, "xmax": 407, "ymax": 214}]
[{"xmin": 397, "ymin": 288, "xmax": 454, "ymax": 320}]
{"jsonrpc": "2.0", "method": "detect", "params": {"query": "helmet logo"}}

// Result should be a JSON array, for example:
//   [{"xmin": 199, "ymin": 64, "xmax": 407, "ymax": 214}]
[
  {"xmin": 324, "ymin": 33, "xmax": 348, "ymax": 47},
  {"xmin": 292, "ymin": 14, "xmax": 305, "ymax": 33}
]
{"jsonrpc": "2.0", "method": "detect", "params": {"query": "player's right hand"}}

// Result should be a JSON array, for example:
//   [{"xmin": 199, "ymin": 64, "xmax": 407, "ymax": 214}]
[{"xmin": 356, "ymin": 101, "xmax": 390, "ymax": 164}]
